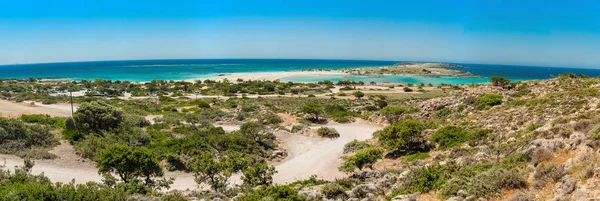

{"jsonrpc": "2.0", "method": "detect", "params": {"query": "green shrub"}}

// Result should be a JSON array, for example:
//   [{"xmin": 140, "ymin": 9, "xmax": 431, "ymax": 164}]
[
  {"xmin": 343, "ymin": 140, "xmax": 371, "ymax": 153},
  {"xmin": 321, "ymin": 183, "xmax": 348, "ymax": 199},
  {"xmin": 236, "ymin": 185, "xmax": 306, "ymax": 201},
  {"xmin": 380, "ymin": 106, "xmax": 415, "ymax": 124},
  {"xmin": 403, "ymin": 87, "xmax": 413, "ymax": 92},
  {"xmin": 465, "ymin": 129, "xmax": 490, "ymax": 146},
  {"xmin": 262, "ymin": 113, "xmax": 283, "ymax": 125},
  {"xmin": 332, "ymin": 114, "xmax": 352, "ymax": 123},
  {"xmin": 400, "ymin": 164, "xmax": 450, "ymax": 193},
  {"xmin": 430, "ymin": 126, "xmax": 468, "ymax": 150},
  {"xmin": 0, "ymin": 162, "xmax": 128, "ymax": 201},
  {"xmin": 339, "ymin": 147, "xmax": 384, "ymax": 173},
  {"xmin": 20, "ymin": 114, "xmax": 66, "ymax": 128},
  {"xmin": 490, "ymin": 76, "xmax": 511, "ymax": 89},
  {"xmin": 65, "ymin": 101, "xmax": 125, "ymax": 141},
  {"xmin": 317, "ymin": 127, "xmax": 340, "ymax": 138},
  {"xmin": 432, "ymin": 108, "xmax": 451, "ymax": 120},
  {"xmin": 404, "ymin": 152, "xmax": 429, "ymax": 161},
  {"xmin": 476, "ymin": 94, "xmax": 502, "ymax": 108},
  {"xmin": 291, "ymin": 125, "xmax": 304, "ymax": 133},
  {"xmin": 438, "ymin": 168, "xmax": 527, "ymax": 198},
  {"xmin": 196, "ymin": 100, "xmax": 211, "ymax": 108},
  {"xmin": 0, "ymin": 117, "xmax": 58, "ymax": 155},
  {"xmin": 376, "ymin": 100, "xmax": 388, "ymax": 109},
  {"xmin": 16, "ymin": 149, "xmax": 57, "ymax": 160},
  {"xmin": 325, "ymin": 105, "xmax": 353, "ymax": 123},
  {"xmin": 353, "ymin": 91, "xmax": 365, "ymax": 99},
  {"xmin": 364, "ymin": 105, "xmax": 379, "ymax": 111},
  {"xmin": 376, "ymin": 119, "xmax": 425, "ymax": 151}
]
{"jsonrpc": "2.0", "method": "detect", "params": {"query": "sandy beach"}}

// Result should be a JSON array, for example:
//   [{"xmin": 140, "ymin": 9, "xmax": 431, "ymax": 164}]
[{"xmin": 189, "ymin": 71, "xmax": 346, "ymax": 82}]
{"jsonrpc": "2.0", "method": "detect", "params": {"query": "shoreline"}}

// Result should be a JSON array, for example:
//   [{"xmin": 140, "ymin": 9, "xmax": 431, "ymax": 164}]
[
  {"xmin": 190, "ymin": 70, "xmax": 490, "ymax": 85},
  {"xmin": 186, "ymin": 71, "xmax": 348, "ymax": 82}
]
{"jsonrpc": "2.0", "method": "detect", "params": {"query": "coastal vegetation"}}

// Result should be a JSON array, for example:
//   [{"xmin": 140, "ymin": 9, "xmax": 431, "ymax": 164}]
[{"xmin": 1, "ymin": 73, "xmax": 600, "ymax": 200}]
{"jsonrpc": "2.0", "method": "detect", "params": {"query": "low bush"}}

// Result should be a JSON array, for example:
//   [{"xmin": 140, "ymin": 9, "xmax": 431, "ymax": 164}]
[
  {"xmin": 574, "ymin": 119, "xmax": 594, "ymax": 132},
  {"xmin": 532, "ymin": 164, "xmax": 565, "ymax": 189},
  {"xmin": 432, "ymin": 108, "xmax": 451, "ymax": 120},
  {"xmin": 0, "ymin": 117, "xmax": 58, "ymax": 155},
  {"xmin": 438, "ymin": 168, "xmax": 527, "ymax": 198},
  {"xmin": 339, "ymin": 147, "xmax": 384, "ymax": 173},
  {"xmin": 343, "ymin": 140, "xmax": 371, "ymax": 153},
  {"xmin": 476, "ymin": 94, "xmax": 503, "ymax": 108},
  {"xmin": 551, "ymin": 125, "xmax": 573, "ymax": 138},
  {"xmin": 430, "ymin": 126, "xmax": 468, "ymax": 150},
  {"xmin": 20, "ymin": 114, "xmax": 66, "ymax": 128},
  {"xmin": 320, "ymin": 178, "xmax": 357, "ymax": 199},
  {"xmin": 364, "ymin": 105, "xmax": 379, "ymax": 111},
  {"xmin": 404, "ymin": 152, "xmax": 429, "ymax": 161},
  {"xmin": 291, "ymin": 125, "xmax": 304, "ymax": 133},
  {"xmin": 391, "ymin": 163, "xmax": 527, "ymax": 199},
  {"xmin": 262, "ymin": 113, "xmax": 283, "ymax": 125},
  {"xmin": 236, "ymin": 185, "xmax": 306, "ymax": 201},
  {"xmin": 16, "ymin": 149, "xmax": 57, "ymax": 160},
  {"xmin": 321, "ymin": 183, "xmax": 347, "ymax": 199},
  {"xmin": 0, "ymin": 162, "xmax": 129, "ymax": 201},
  {"xmin": 317, "ymin": 127, "xmax": 340, "ymax": 138},
  {"xmin": 289, "ymin": 175, "xmax": 328, "ymax": 187}
]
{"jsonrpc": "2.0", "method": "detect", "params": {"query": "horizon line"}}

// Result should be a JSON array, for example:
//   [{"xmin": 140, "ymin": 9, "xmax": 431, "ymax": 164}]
[{"xmin": 0, "ymin": 57, "xmax": 597, "ymax": 70}]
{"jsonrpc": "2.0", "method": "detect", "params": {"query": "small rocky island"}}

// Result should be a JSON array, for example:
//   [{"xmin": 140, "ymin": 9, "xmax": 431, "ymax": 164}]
[{"xmin": 342, "ymin": 62, "xmax": 480, "ymax": 78}]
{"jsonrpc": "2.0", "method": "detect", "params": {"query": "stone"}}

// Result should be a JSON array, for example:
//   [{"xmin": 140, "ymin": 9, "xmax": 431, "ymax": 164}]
[
  {"xmin": 351, "ymin": 184, "xmax": 378, "ymax": 198},
  {"xmin": 391, "ymin": 193, "xmax": 419, "ymax": 201},
  {"xmin": 561, "ymin": 175, "xmax": 577, "ymax": 194}
]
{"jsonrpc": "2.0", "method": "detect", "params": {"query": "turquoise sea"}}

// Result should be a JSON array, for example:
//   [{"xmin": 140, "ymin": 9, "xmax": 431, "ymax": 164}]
[{"xmin": 1, "ymin": 59, "xmax": 599, "ymax": 84}]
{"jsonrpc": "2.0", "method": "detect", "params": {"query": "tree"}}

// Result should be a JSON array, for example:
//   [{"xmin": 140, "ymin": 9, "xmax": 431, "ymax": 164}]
[
  {"xmin": 380, "ymin": 106, "xmax": 409, "ymax": 124},
  {"xmin": 377, "ymin": 119, "xmax": 426, "ymax": 151},
  {"xmin": 339, "ymin": 147, "xmax": 384, "ymax": 173},
  {"xmin": 490, "ymin": 76, "xmax": 511, "ymax": 89},
  {"xmin": 238, "ymin": 122, "xmax": 275, "ymax": 150},
  {"xmin": 187, "ymin": 151, "xmax": 235, "ymax": 192},
  {"xmin": 353, "ymin": 91, "xmax": 365, "ymax": 99},
  {"xmin": 301, "ymin": 103, "xmax": 324, "ymax": 121},
  {"xmin": 241, "ymin": 159, "xmax": 277, "ymax": 187},
  {"xmin": 67, "ymin": 101, "xmax": 124, "ymax": 139},
  {"xmin": 96, "ymin": 144, "xmax": 169, "ymax": 192}
]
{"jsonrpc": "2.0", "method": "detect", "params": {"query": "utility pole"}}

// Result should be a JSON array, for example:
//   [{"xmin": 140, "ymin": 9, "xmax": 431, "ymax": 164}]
[{"xmin": 70, "ymin": 91, "xmax": 73, "ymax": 116}]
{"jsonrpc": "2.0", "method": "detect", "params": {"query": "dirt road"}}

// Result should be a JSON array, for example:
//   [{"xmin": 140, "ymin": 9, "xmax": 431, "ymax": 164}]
[
  {"xmin": 0, "ymin": 121, "xmax": 380, "ymax": 189},
  {"xmin": 0, "ymin": 99, "xmax": 74, "ymax": 117},
  {"xmin": 273, "ymin": 121, "xmax": 381, "ymax": 183}
]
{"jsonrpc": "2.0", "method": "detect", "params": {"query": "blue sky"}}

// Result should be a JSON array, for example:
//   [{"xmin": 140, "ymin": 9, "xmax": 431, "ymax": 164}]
[{"xmin": 1, "ymin": 0, "xmax": 599, "ymax": 67}]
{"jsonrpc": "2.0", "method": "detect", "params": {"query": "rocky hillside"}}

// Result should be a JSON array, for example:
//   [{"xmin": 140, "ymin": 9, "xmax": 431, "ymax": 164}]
[{"xmin": 299, "ymin": 74, "xmax": 600, "ymax": 200}]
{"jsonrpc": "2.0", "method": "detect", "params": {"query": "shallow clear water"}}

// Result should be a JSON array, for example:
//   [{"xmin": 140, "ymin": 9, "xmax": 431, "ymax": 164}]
[
  {"xmin": 280, "ymin": 74, "xmax": 493, "ymax": 85},
  {"xmin": 1, "ymin": 59, "xmax": 599, "ymax": 84}
]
